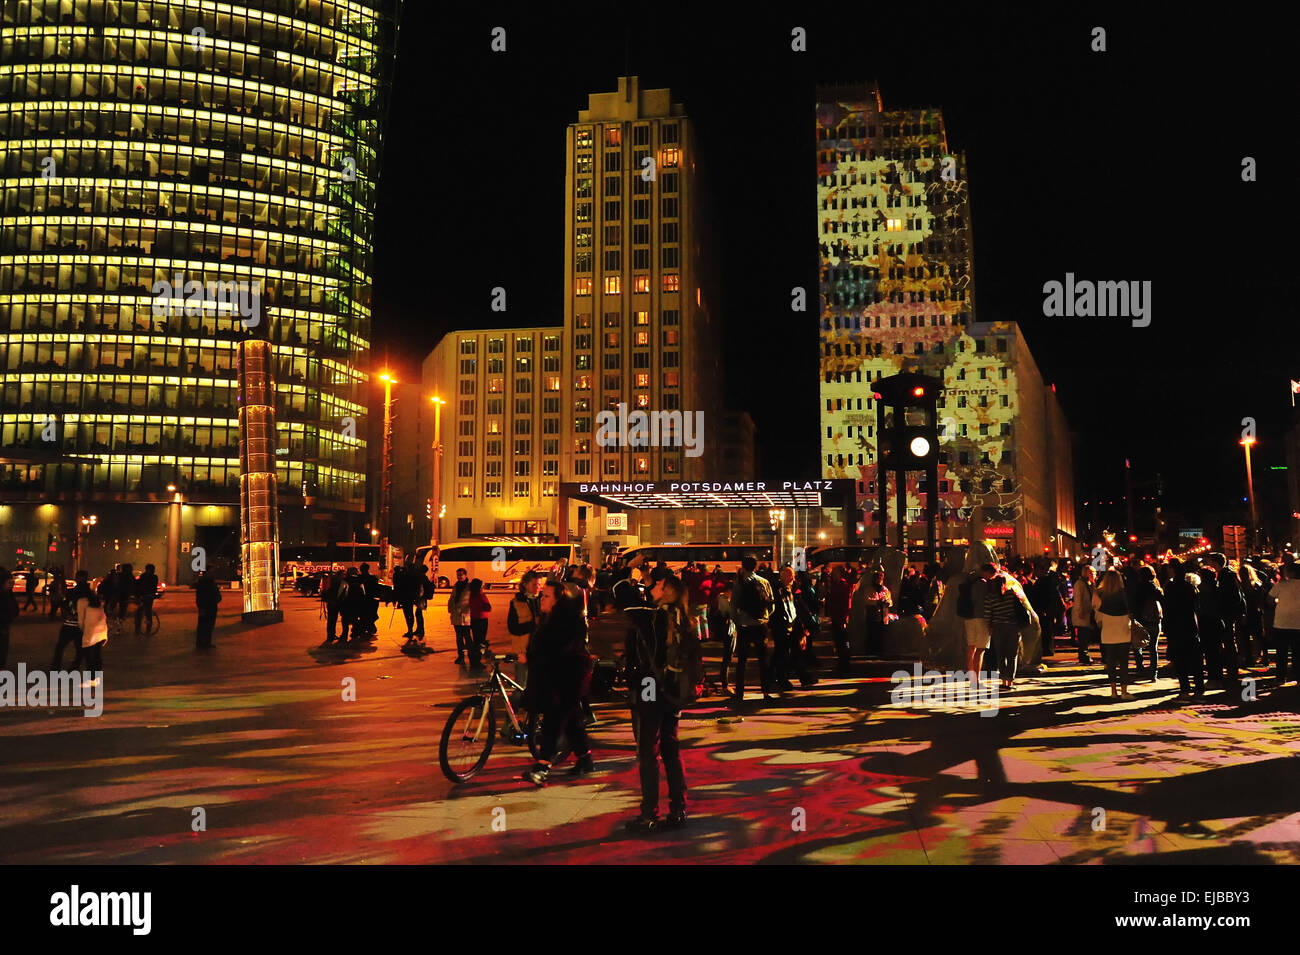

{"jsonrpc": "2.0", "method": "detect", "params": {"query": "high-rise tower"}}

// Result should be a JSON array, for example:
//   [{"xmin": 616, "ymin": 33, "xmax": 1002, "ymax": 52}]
[{"xmin": 0, "ymin": 2, "xmax": 402, "ymax": 578}]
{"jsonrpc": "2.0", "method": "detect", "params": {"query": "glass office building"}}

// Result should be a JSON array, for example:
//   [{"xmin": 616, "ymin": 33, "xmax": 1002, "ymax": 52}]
[{"xmin": 0, "ymin": 1, "xmax": 401, "ymax": 575}]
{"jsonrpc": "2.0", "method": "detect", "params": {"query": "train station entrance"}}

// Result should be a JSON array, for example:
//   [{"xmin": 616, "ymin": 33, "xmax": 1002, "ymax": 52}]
[{"xmin": 559, "ymin": 477, "xmax": 857, "ymax": 565}]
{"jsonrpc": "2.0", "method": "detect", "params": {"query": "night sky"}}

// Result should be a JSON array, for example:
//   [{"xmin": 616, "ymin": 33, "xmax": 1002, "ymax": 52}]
[{"xmin": 373, "ymin": 4, "xmax": 1292, "ymax": 542}]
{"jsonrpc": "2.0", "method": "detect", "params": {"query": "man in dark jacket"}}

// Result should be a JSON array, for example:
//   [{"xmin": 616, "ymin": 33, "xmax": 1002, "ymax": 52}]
[
  {"xmin": 770, "ymin": 565, "xmax": 819, "ymax": 691},
  {"xmin": 1163, "ymin": 559, "xmax": 1203, "ymax": 699},
  {"xmin": 1204, "ymin": 553, "xmax": 1243, "ymax": 686},
  {"xmin": 135, "ymin": 563, "xmax": 159, "ymax": 635},
  {"xmin": 394, "ymin": 556, "xmax": 424, "ymax": 643},
  {"xmin": 194, "ymin": 570, "xmax": 221, "ymax": 649}
]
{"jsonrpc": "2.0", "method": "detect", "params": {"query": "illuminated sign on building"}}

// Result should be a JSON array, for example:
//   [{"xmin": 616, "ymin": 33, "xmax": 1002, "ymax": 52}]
[
  {"xmin": 605, "ymin": 513, "xmax": 628, "ymax": 531},
  {"xmin": 983, "ymin": 524, "xmax": 1016, "ymax": 538}
]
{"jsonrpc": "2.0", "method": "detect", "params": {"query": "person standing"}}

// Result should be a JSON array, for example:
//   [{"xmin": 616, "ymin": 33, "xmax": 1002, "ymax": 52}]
[
  {"xmin": 52, "ymin": 570, "xmax": 91, "ymax": 669},
  {"xmin": 770, "ymin": 565, "xmax": 819, "ymax": 691},
  {"xmin": 1131, "ymin": 564, "xmax": 1163, "ymax": 680},
  {"xmin": 322, "ymin": 569, "xmax": 345, "ymax": 643},
  {"xmin": 1163, "ymin": 558, "xmax": 1203, "ymax": 699},
  {"xmin": 711, "ymin": 579, "xmax": 738, "ymax": 693},
  {"xmin": 114, "ymin": 563, "xmax": 135, "ymax": 630},
  {"xmin": 957, "ymin": 565, "xmax": 992, "ymax": 684},
  {"xmin": 984, "ymin": 564, "xmax": 1032, "ymax": 691},
  {"xmin": 135, "ymin": 563, "xmax": 159, "ymax": 635},
  {"xmin": 1071, "ymin": 565, "xmax": 1099, "ymax": 664},
  {"xmin": 826, "ymin": 565, "xmax": 855, "ymax": 677},
  {"xmin": 357, "ymin": 562, "xmax": 380, "ymax": 636},
  {"xmin": 76, "ymin": 584, "xmax": 109, "ymax": 686},
  {"xmin": 0, "ymin": 568, "xmax": 18, "ymax": 668},
  {"xmin": 394, "ymin": 555, "xmax": 423, "ymax": 644},
  {"xmin": 622, "ymin": 573, "xmax": 694, "ymax": 832},
  {"xmin": 194, "ymin": 569, "xmax": 221, "ymax": 649},
  {"xmin": 466, "ymin": 578, "xmax": 491, "ymax": 673},
  {"xmin": 507, "ymin": 570, "xmax": 543, "ymax": 688},
  {"xmin": 522, "ymin": 579, "xmax": 595, "ymax": 785},
  {"xmin": 1207, "ymin": 553, "xmax": 1244, "ymax": 687},
  {"xmin": 448, "ymin": 568, "xmax": 471, "ymax": 665},
  {"xmin": 860, "ymin": 569, "xmax": 893, "ymax": 657},
  {"xmin": 1268, "ymin": 561, "xmax": 1300, "ymax": 684},
  {"xmin": 730, "ymin": 555, "xmax": 774, "ymax": 704},
  {"xmin": 1092, "ymin": 569, "xmax": 1134, "ymax": 699}
]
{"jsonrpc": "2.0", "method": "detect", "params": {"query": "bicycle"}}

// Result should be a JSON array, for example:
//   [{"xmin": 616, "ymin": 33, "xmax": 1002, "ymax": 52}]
[{"xmin": 438, "ymin": 650, "xmax": 570, "ymax": 783}]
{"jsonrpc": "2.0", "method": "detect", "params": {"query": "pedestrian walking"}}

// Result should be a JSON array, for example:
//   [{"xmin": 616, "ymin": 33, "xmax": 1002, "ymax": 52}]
[
  {"xmin": 770, "ymin": 565, "xmax": 819, "ymax": 690},
  {"xmin": 135, "ymin": 563, "xmax": 159, "ymax": 634},
  {"xmin": 46, "ymin": 566, "xmax": 66, "ymax": 619},
  {"xmin": 467, "ymin": 578, "xmax": 491, "ymax": 672},
  {"xmin": 194, "ymin": 569, "xmax": 221, "ymax": 649},
  {"xmin": 21, "ymin": 567, "xmax": 38, "ymax": 613},
  {"xmin": 52, "ymin": 571, "xmax": 91, "ymax": 670},
  {"xmin": 522, "ymin": 578, "xmax": 595, "ymax": 785},
  {"xmin": 394, "ymin": 555, "xmax": 425, "ymax": 644},
  {"xmin": 1093, "ymin": 569, "xmax": 1134, "ymax": 699}
]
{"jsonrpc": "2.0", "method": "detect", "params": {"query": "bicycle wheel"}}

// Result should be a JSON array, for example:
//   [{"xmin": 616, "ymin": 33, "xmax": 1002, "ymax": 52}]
[
  {"xmin": 439, "ymin": 695, "xmax": 495, "ymax": 783},
  {"xmin": 526, "ymin": 709, "xmax": 571, "ymax": 765}
]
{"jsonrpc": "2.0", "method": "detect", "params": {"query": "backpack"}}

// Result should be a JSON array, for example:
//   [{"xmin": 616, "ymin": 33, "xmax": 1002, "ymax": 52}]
[
  {"xmin": 662, "ymin": 608, "xmax": 705, "ymax": 708},
  {"xmin": 736, "ymin": 573, "xmax": 773, "ymax": 622}
]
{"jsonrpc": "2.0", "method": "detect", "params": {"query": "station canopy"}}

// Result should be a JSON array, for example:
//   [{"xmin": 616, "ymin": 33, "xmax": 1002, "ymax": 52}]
[{"xmin": 561, "ymin": 478, "xmax": 856, "ymax": 509}]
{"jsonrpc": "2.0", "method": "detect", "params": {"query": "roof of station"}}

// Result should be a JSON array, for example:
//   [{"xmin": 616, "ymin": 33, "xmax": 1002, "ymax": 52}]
[{"xmin": 560, "ymin": 479, "xmax": 856, "ymax": 510}]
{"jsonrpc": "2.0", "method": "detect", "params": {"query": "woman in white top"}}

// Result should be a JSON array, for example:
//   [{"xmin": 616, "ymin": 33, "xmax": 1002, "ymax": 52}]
[
  {"xmin": 1092, "ymin": 570, "xmax": 1133, "ymax": 699},
  {"xmin": 77, "ymin": 588, "xmax": 109, "ymax": 687}
]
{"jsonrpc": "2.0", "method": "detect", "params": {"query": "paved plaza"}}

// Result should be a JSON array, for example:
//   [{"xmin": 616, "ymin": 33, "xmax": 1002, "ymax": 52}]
[{"xmin": 1, "ymin": 592, "xmax": 1298, "ymax": 864}]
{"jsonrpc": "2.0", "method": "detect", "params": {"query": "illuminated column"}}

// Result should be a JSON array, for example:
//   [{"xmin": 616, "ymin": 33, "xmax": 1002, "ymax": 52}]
[{"xmin": 238, "ymin": 339, "xmax": 282, "ymax": 622}]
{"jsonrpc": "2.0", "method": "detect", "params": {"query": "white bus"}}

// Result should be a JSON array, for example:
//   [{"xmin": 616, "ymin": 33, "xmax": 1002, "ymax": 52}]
[
  {"xmin": 413, "ymin": 541, "xmax": 576, "ymax": 590},
  {"xmin": 617, "ymin": 543, "xmax": 773, "ymax": 577}
]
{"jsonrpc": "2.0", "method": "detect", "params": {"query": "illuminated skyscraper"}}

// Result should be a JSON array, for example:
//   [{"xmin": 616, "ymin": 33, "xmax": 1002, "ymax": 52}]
[
  {"xmin": 816, "ymin": 85, "xmax": 1075, "ymax": 557},
  {"xmin": 562, "ymin": 77, "xmax": 721, "ymax": 490},
  {"xmin": 0, "ymin": 2, "xmax": 401, "ymax": 578}
]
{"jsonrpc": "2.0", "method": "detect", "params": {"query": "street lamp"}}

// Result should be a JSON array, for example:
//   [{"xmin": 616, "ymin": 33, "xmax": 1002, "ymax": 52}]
[
  {"xmin": 1240, "ymin": 434, "xmax": 1257, "ymax": 552},
  {"xmin": 377, "ymin": 371, "xmax": 396, "ymax": 567},
  {"xmin": 430, "ymin": 396, "xmax": 446, "ymax": 548}
]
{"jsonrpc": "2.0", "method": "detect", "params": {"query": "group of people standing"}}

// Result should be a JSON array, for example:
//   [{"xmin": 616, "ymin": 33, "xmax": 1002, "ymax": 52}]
[{"xmin": 317, "ymin": 562, "xmax": 384, "ymax": 645}]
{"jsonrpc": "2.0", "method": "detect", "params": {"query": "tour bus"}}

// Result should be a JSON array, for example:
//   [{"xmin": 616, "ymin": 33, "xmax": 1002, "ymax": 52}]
[
  {"xmin": 803, "ymin": 544, "xmax": 885, "ymax": 571},
  {"xmin": 616, "ymin": 543, "xmax": 773, "ymax": 577},
  {"xmin": 412, "ymin": 541, "xmax": 576, "ymax": 590},
  {"xmin": 280, "ymin": 543, "xmax": 382, "ymax": 588}
]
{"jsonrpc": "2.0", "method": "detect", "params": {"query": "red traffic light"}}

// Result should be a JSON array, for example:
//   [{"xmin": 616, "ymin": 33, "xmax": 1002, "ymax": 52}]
[
  {"xmin": 1128, "ymin": 535, "xmax": 1137, "ymax": 542},
  {"xmin": 911, "ymin": 386, "xmax": 925, "ymax": 397}
]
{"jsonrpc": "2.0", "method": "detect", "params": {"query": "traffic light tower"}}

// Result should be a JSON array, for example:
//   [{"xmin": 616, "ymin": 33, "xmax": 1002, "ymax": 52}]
[{"xmin": 874, "ymin": 373, "xmax": 942, "ymax": 562}]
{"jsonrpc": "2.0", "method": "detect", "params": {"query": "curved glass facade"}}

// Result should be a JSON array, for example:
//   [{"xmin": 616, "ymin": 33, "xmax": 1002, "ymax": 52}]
[{"xmin": 0, "ymin": 1, "xmax": 400, "ymax": 519}]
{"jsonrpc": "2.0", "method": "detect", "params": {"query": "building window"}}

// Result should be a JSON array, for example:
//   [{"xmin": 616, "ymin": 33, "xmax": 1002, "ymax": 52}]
[
  {"xmin": 662, "ymin": 275, "xmax": 679, "ymax": 292},
  {"xmin": 575, "ymin": 278, "xmax": 592, "ymax": 296},
  {"xmin": 662, "ymin": 309, "xmax": 679, "ymax": 325},
  {"xmin": 604, "ymin": 276, "xmax": 621, "ymax": 294},
  {"xmin": 635, "ymin": 373, "xmax": 650, "ymax": 387},
  {"xmin": 663, "ymin": 370, "xmax": 679, "ymax": 388},
  {"xmin": 661, "ymin": 147, "xmax": 679, "ymax": 167},
  {"xmin": 575, "ymin": 127, "xmax": 593, "ymax": 148},
  {"xmin": 633, "ymin": 274, "xmax": 651, "ymax": 293}
]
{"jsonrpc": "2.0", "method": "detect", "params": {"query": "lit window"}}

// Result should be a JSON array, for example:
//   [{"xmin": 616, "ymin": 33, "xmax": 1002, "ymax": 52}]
[
  {"xmin": 635, "ymin": 331, "xmax": 650, "ymax": 346},
  {"xmin": 635, "ymin": 373, "xmax": 650, "ymax": 387},
  {"xmin": 662, "ymin": 275, "xmax": 679, "ymax": 292},
  {"xmin": 636, "ymin": 457, "xmax": 650, "ymax": 472},
  {"xmin": 636, "ymin": 393, "xmax": 650, "ymax": 409},
  {"xmin": 604, "ymin": 276, "xmax": 621, "ymax": 294},
  {"xmin": 545, "ymin": 376, "xmax": 560, "ymax": 391},
  {"xmin": 634, "ymin": 310, "xmax": 649, "ymax": 325},
  {"xmin": 575, "ymin": 278, "xmax": 592, "ymax": 296},
  {"xmin": 487, "ymin": 378, "xmax": 503, "ymax": 393},
  {"xmin": 633, "ymin": 275, "xmax": 650, "ymax": 293},
  {"xmin": 575, "ymin": 376, "xmax": 590, "ymax": 390},
  {"xmin": 663, "ymin": 371, "xmax": 679, "ymax": 387},
  {"xmin": 605, "ymin": 126, "xmax": 622, "ymax": 147},
  {"xmin": 887, "ymin": 218, "xmax": 902, "ymax": 231},
  {"xmin": 661, "ymin": 147, "xmax": 679, "ymax": 167}
]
